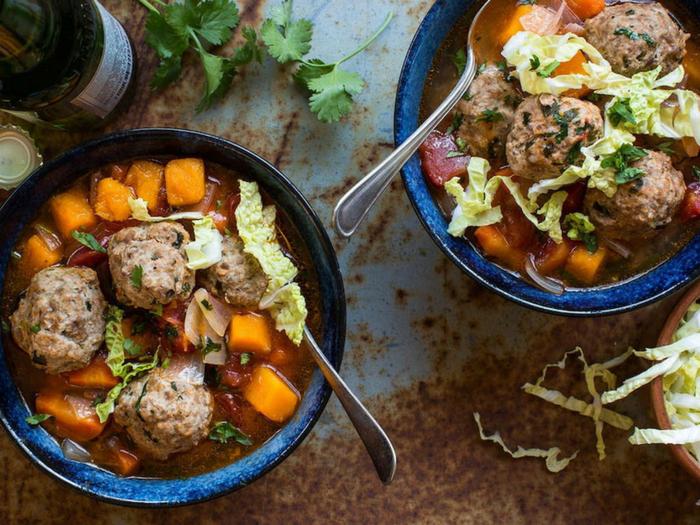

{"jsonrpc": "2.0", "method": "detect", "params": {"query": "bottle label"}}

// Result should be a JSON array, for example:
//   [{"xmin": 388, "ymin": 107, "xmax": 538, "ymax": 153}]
[{"xmin": 70, "ymin": 2, "xmax": 134, "ymax": 119}]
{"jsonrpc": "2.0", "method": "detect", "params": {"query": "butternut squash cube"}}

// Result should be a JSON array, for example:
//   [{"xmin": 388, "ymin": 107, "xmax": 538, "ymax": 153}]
[
  {"xmin": 94, "ymin": 177, "xmax": 133, "ymax": 222},
  {"xmin": 565, "ymin": 246, "xmax": 607, "ymax": 284},
  {"xmin": 22, "ymin": 234, "xmax": 62, "ymax": 277},
  {"xmin": 64, "ymin": 356, "xmax": 119, "ymax": 389},
  {"xmin": 228, "ymin": 313, "xmax": 272, "ymax": 354},
  {"xmin": 125, "ymin": 160, "xmax": 164, "ymax": 211},
  {"xmin": 35, "ymin": 390, "xmax": 106, "ymax": 441},
  {"xmin": 165, "ymin": 158, "xmax": 205, "ymax": 206},
  {"xmin": 49, "ymin": 187, "xmax": 97, "ymax": 239},
  {"xmin": 243, "ymin": 366, "xmax": 300, "ymax": 423}
]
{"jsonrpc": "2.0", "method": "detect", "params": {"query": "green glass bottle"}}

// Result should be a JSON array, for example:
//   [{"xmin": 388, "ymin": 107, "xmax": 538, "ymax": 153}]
[{"xmin": 0, "ymin": 0, "xmax": 136, "ymax": 129}]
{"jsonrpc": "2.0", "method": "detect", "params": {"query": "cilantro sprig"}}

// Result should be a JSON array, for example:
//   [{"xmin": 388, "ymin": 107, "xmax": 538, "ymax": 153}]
[
  {"xmin": 261, "ymin": 0, "xmax": 393, "ymax": 123},
  {"xmin": 138, "ymin": 0, "xmax": 263, "ymax": 111},
  {"xmin": 564, "ymin": 213, "xmax": 598, "ymax": 253},
  {"xmin": 601, "ymin": 144, "xmax": 648, "ymax": 184}
]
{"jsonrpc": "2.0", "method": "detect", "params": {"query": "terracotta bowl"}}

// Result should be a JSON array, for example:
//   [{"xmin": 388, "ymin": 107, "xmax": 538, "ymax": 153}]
[{"xmin": 652, "ymin": 280, "xmax": 700, "ymax": 481}]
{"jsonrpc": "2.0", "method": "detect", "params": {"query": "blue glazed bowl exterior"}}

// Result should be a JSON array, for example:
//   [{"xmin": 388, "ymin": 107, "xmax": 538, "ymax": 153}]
[
  {"xmin": 395, "ymin": 0, "xmax": 700, "ymax": 316},
  {"xmin": 0, "ymin": 129, "xmax": 345, "ymax": 506}
]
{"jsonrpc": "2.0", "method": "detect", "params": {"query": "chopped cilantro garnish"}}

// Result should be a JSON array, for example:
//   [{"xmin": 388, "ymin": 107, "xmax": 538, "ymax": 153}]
[
  {"xmin": 476, "ymin": 108, "xmax": 504, "ymax": 123},
  {"xmin": 446, "ymin": 113, "xmax": 464, "ymax": 135},
  {"xmin": 208, "ymin": 421, "xmax": 253, "ymax": 445},
  {"xmin": 692, "ymin": 166, "xmax": 700, "ymax": 181},
  {"xmin": 130, "ymin": 265, "xmax": 143, "ymax": 289},
  {"xmin": 71, "ymin": 231, "xmax": 106, "ymax": 254},
  {"xmin": 452, "ymin": 48, "xmax": 467, "ymax": 76},
  {"xmin": 657, "ymin": 141, "xmax": 676, "ymax": 156},
  {"xmin": 614, "ymin": 27, "xmax": 656, "ymax": 47},
  {"xmin": 200, "ymin": 336, "xmax": 222, "ymax": 355},
  {"xmin": 240, "ymin": 353, "xmax": 251, "ymax": 365},
  {"xmin": 25, "ymin": 413, "xmax": 52, "ymax": 425},
  {"xmin": 564, "ymin": 213, "xmax": 598, "ymax": 253},
  {"xmin": 123, "ymin": 338, "xmax": 142, "ymax": 356},
  {"xmin": 601, "ymin": 144, "xmax": 648, "ymax": 184},
  {"xmin": 529, "ymin": 55, "xmax": 541, "ymax": 71},
  {"xmin": 607, "ymin": 98, "xmax": 636, "ymax": 127},
  {"xmin": 30, "ymin": 324, "xmax": 40, "ymax": 334}
]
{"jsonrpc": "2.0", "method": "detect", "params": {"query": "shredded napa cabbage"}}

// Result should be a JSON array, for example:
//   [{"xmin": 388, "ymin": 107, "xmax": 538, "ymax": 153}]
[
  {"xmin": 127, "ymin": 197, "xmax": 204, "ymax": 222},
  {"xmin": 445, "ymin": 158, "xmax": 568, "ymax": 242},
  {"xmin": 95, "ymin": 306, "xmax": 159, "ymax": 422},
  {"xmin": 473, "ymin": 412, "xmax": 578, "ymax": 472},
  {"xmin": 235, "ymin": 180, "xmax": 307, "ymax": 345},
  {"xmin": 185, "ymin": 216, "xmax": 223, "ymax": 270},
  {"xmin": 522, "ymin": 347, "xmax": 633, "ymax": 460},
  {"xmin": 501, "ymin": 32, "xmax": 621, "ymax": 96},
  {"xmin": 598, "ymin": 303, "xmax": 700, "ymax": 458}
]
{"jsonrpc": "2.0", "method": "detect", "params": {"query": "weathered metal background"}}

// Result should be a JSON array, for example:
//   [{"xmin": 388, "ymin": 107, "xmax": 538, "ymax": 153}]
[{"xmin": 1, "ymin": 0, "xmax": 699, "ymax": 523}]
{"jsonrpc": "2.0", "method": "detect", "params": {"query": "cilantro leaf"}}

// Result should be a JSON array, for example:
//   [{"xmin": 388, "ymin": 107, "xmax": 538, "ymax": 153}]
[
  {"xmin": 307, "ymin": 68, "xmax": 364, "ymax": 123},
  {"xmin": 564, "ymin": 213, "xmax": 598, "ymax": 253},
  {"xmin": 151, "ymin": 56, "xmax": 183, "ymax": 89},
  {"xmin": 537, "ymin": 60, "xmax": 560, "ymax": 78},
  {"xmin": 693, "ymin": 166, "xmax": 700, "ymax": 181},
  {"xmin": 130, "ymin": 265, "xmax": 144, "ymax": 289},
  {"xmin": 138, "ymin": 0, "xmax": 257, "ymax": 111},
  {"xmin": 452, "ymin": 49, "xmax": 467, "ymax": 76},
  {"xmin": 208, "ymin": 421, "xmax": 253, "ymax": 445},
  {"xmin": 475, "ymin": 108, "xmax": 504, "ymax": 123},
  {"xmin": 607, "ymin": 98, "xmax": 636, "ymax": 127},
  {"xmin": 292, "ymin": 58, "xmax": 333, "ymax": 89},
  {"xmin": 71, "ymin": 231, "xmax": 106, "ymax": 254},
  {"xmin": 260, "ymin": 16, "xmax": 313, "ymax": 63},
  {"xmin": 26, "ymin": 413, "xmax": 52, "ymax": 425},
  {"xmin": 529, "ymin": 55, "xmax": 541, "ymax": 71}
]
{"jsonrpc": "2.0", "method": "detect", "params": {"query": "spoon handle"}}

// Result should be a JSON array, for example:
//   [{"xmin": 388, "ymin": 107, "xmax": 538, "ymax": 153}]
[
  {"xmin": 332, "ymin": 47, "xmax": 477, "ymax": 238},
  {"xmin": 303, "ymin": 326, "xmax": 396, "ymax": 484}
]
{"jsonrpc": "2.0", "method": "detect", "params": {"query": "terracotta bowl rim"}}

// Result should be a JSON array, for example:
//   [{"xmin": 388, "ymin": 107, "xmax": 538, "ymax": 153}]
[{"xmin": 652, "ymin": 279, "xmax": 700, "ymax": 481}]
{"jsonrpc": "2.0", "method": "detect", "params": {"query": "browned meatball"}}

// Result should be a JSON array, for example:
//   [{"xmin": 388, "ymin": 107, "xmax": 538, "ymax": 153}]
[
  {"xmin": 506, "ymin": 95, "xmax": 603, "ymax": 181},
  {"xmin": 199, "ymin": 235, "xmax": 268, "ymax": 307},
  {"xmin": 108, "ymin": 222, "xmax": 195, "ymax": 309},
  {"xmin": 455, "ymin": 64, "xmax": 520, "ymax": 160},
  {"xmin": 10, "ymin": 267, "xmax": 107, "ymax": 374},
  {"xmin": 584, "ymin": 150, "xmax": 685, "ymax": 239},
  {"xmin": 114, "ymin": 365, "xmax": 213, "ymax": 460},
  {"xmin": 584, "ymin": 3, "xmax": 688, "ymax": 77}
]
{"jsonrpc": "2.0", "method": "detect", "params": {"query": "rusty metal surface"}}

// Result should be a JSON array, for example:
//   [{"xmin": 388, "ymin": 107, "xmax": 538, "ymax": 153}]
[{"xmin": 1, "ymin": 0, "xmax": 699, "ymax": 523}]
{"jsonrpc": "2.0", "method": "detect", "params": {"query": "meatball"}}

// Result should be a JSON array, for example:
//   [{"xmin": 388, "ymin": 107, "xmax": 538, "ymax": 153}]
[
  {"xmin": 506, "ymin": 94, "xmax": 603, "ymax": 181},
  {"xmin": 455, "ymin": 64, "xmax": 521, "ymax": 160},
  {"xmin": 584, "ymin": 150, "xmax": 685, "ymax": 239},
  {"xmin": 108, "ymin": 222, "xmax": 195, "ymax": 309},
  {"xmin": 584, "ymin": 3, "xmax": 688, "ymax": 77},
  {"xmin": 114, "ymin": 365, "xmax": 213, "ymax": 460},
  {"xmin": 199, "ymin": 235, "xmax": 268, "ymax": 307},
  {"xmin": 10, "ymin": 267, "xmax": 107, "ymax": 374}
]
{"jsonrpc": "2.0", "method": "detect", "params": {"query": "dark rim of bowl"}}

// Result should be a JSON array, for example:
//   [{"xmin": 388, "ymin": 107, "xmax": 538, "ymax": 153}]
[
  {"xmin": 393, "ymin": 0, "xmax": 700, "ymax": 316},
  {"xmin": 0, "ymin": 128, "xmax": 346, "ymax": 507}
]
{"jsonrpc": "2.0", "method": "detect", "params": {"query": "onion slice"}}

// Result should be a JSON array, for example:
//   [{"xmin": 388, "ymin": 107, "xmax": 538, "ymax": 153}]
[
  {"xmin": 603, "ymin": 238, "xmax": 631, "ymax": 259},
  {"xmin": 61, "ymin": 438, "xmax": 92, "ymax": 463},
  {"xmin": 194, "ymin": 288, "xmax": 234, "ymax": 337},
  {"xmin": 34, "ymin": 224, "xmax": 62, "ymax": 251},
  {"xmin": 525, "ymin": 255, "xmax": 565, "ymax": 295}
]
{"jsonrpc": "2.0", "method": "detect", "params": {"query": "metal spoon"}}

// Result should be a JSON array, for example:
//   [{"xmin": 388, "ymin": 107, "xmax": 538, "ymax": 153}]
[
  {"xmin": 303, "ymin": 326, "xmax": 396, "ymax": 484},
  {"xmin": 333, "ymin": 0, "xmax": 495, "ymax": 238}
]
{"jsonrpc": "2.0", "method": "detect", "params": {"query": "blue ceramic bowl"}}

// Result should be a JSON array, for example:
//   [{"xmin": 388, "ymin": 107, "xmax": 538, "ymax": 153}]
[
  {"xmin": 395, "ymin": 0, "xmax": 700, "ymax": 316},
  {"xmin": 0, "ymin": 129, "xmax": 345, "ymax": 506}
]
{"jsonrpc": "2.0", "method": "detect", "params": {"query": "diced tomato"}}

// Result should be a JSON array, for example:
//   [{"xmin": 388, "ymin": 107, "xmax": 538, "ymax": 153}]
[
  {"xmin": 108, "ymin": 163, "xmax": 130, "ymax": 182},
  {"xmin": 494, "ymin": 185, "xmax": 537, "ymax": 249},
  {"xmin": 157, "ymin": 300, "xmax": 193, "ymax": 353},
  {"xmin": 419, "ymin": 131, "xmax": 470, "ymax": 187},
  {"xmin": 562, "ymin": 182, "xmax": 587, "ymax": 215},
  {"xmin": 151, "ymin": 185, "xmax": 171, "ymax": 217},
  {"xmin": 681, "ymin": 182, "xmax": 700, "ymax": 220},
  {"xmin": 219, "ymin": 355, "xmax": 253, "ymax": 389},
  {"xmin": 67, "ymin": 246, "xmax": 108, "ymax": 267},
  {"xmin": 214, "ymin": 392, "xmax": 244, "ymax": 426}
]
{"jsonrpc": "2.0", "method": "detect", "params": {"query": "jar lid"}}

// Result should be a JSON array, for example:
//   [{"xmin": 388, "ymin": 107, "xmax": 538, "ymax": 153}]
[{"xmin": 0, "ymin": 125, "xmax": 42, "ymax": 190}]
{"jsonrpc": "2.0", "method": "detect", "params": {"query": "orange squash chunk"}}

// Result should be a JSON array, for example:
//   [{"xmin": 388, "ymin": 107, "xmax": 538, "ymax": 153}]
[
  {"xmin": 64, "ymin": 356, "xmax": 118, "ymax": 389},
  {"xmin": 243, "ymin": 366, "xmax": 299, "ymax": 423},
  {"xmin": 565, "ymin": 245, "xmax": 607, "ymax": 284},
  {"xmin": 35, "ymin": 390, "xmax": 106, "ymax": 441},
  {"xmin": 165, "ymin": 158, "xmax": 205, "ymax": 206},
  {"xmin": 21, "ymin": 234, "xmax": 62, "ymax": 277},
  {"xmin": 499, "ymin": 5, "xmax": 533, "ymax": 46},
  {"xmin": 555, "ymin": 52, "xmax": 592, "ymax": 98},
  {"xmin": 565, "ymin": 0, "xmax": 605, "ymax": 20},
  {"xmin": 94, "ymin": 177, "xmax": 133, "ymax": 222},
  {"xmin": 125, "ymin": 160, "xmax": 164, "ymax": 211},
  {"xmin": 228, "ymin": 314, "xmax": 272, "ymax": 354},
  {"xmin": 474, "ymin": 225, "xmax": 525, "ymax": 271},
  {"xmin": 49, "ymin": 187, "xmax": 97, "ymax": 239}
]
